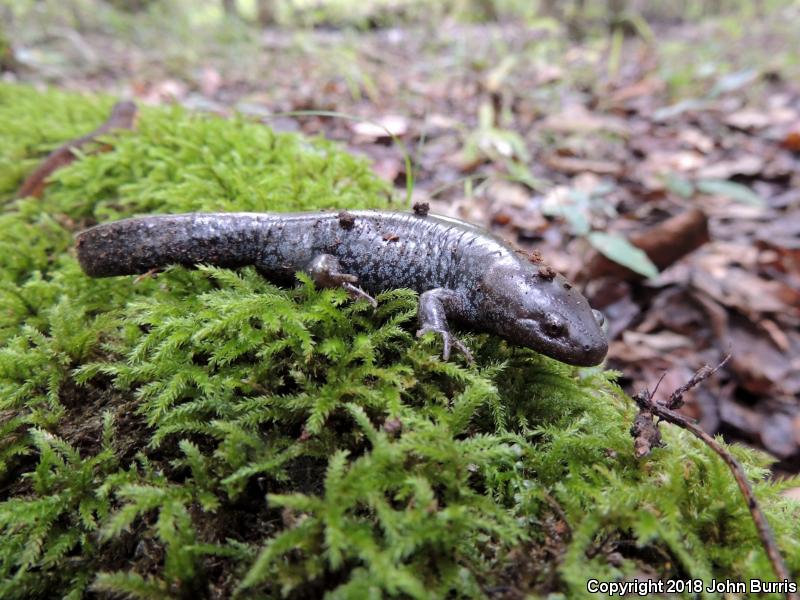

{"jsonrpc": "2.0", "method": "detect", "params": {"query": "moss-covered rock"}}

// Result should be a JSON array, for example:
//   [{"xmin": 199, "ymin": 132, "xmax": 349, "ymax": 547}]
[{"xmin": 0, "ymin": 83, "xmax": 797, "ymax": 599}]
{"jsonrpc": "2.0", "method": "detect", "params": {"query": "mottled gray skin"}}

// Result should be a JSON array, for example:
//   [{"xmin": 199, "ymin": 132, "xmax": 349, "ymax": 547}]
[{"xmin": 76, "ymin": 211, "xmax": 608, "ymax": 366}]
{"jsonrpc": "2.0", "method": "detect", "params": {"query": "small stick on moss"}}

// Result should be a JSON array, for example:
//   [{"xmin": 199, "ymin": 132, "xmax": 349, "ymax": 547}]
[
  {"xmin": 541, "ymin": 491, "xmax": 572, "ymax": 541},
  {"xmin": 632, "ymin": 356, "xmax": 797, "ymax": 599},
  {"xmin": 16, "ymin": 100, "xmax": 138, "ymax": 199}
]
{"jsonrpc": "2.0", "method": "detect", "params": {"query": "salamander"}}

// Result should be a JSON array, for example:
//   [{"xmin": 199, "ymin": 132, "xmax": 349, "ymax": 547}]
[{"xmin": 75, "ymin": 210, "xmax": 608, "ymax": 366}]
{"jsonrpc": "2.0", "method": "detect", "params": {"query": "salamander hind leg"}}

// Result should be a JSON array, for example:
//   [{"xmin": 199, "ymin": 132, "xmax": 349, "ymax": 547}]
[
  {"xmin": 416, "ymin": 288, "xmax": 474, "ymax": 363},
  {"xmin": 305, "ymin": 254, "xmax": 377, "ymax": 308}
]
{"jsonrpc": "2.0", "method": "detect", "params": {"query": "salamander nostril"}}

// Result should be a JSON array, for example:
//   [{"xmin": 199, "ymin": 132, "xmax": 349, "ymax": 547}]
[{"xmin": 583, "ymin": 344, "xmax": 590, "ymax": 352}]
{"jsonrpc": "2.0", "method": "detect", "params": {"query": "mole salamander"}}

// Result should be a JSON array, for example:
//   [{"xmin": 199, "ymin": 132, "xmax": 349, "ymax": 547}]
[{"xmin": 75, "ymin": 210, "xmax": 608, "ymax": 366}]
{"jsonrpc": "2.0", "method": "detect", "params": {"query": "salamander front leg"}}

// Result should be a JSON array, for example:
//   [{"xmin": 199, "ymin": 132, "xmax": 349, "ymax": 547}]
[
  {"xmin": 416, "ymin": 288, "xmax": 473, "ymax": 363},
  {"xmin": 305, "ymin": 254, "xmax": 377, "ymax": 307}
]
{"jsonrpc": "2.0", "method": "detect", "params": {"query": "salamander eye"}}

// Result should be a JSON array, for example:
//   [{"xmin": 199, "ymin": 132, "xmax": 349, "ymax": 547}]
[{"xmin": 543, "ymin": 314, "xmax": 566, "ymax": 337}]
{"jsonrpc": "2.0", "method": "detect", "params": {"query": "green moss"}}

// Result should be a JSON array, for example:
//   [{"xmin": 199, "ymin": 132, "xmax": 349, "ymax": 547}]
[{"xmin": 0, "ymin": 83, "xmax": 797, "ymax": 599}]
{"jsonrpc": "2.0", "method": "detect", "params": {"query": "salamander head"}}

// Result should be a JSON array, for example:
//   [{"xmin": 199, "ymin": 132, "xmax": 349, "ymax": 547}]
[{"xmin": 480, "ymin": 263, "xmax": 608, "ymax": 366}]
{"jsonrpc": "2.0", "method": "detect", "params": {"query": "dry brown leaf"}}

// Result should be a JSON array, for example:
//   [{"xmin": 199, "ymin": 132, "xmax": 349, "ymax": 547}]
[
  {"xmin": 758, "ymin": 319, "xmax": 792, "ymax": 352},
  {"xmin": 724, "ymin": 109, "xmax": 771, "ymax": 131},
  {"xmin": 695, "ymin": 196, "xmax": 766, "ymax": 219},
  {"xmin": 695, "ymin": 154, "xmax": 764, "ymax": 179},
  {"xmin": 781, "ymin": 122, "xmax": 800, "ymax": 152},
  {"xmin": 761, "ymin": 412, "xmax": 798, "ymax": 459},
  {"xmin": 371, "ymin": 156, "xmax": 402, "ymax": 182},
  {"xmin": 648, "ymin": 150, "xmax": 707, "ymax": 173},
  {"xmin": 607, "ymin": 340, "xmax": 657, "ymax": 362},
  {"xmin": 697, "ymin": 242, "xmax": 761, "ymax": 271},
  {"xmin": 425, "ymin": 113, "xmax": 459, "ymax": 131},
  {"xmin": 677, "ymin": 129, "xmax": 715, "ymax": 153},
  {"xmin": 727, "ymin": 318, "xmax": 792, "ymax": 396},
  {"xmin": 755, "ymin": 215, "xmax": 800, "ymax": 273},
  {"xmin": 623, "ymin": 330, "xmax": 694, "ymax": 352},
  {"xmin": 351, "ymin": 114, "xmax": 409, "ymax": 140},
  {"xmin": 543, "ymin": 154, "xmax": 624, "ymax": 176},
  {"xmin": 583, "ymin": 208, "xmax": 709, "ymax": 282},
  {"xmin": 538, "ymin": 104, "xmax": 630, "ymax": 137},
  {"xmin": 691, "ymin": 265, "xmax": 789, "ymax": 314},
  {"xmin": 485, "ymin": 180, "xmax": 531, "ymax": 208},
  {"xmin": 609, "ymin": 77, "xmax": 666, "ymax": 105},
  {"xmin": 771, "ymin": 107, "xmax": 798, "ymax": 122},
  {"xmin": 719, "ymin": 400, "xmax": 763, "ymax": 437}
]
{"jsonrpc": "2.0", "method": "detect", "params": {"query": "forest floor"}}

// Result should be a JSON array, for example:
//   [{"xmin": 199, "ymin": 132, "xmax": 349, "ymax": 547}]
[{"xmin": 5, "ymin": 5, "xmax": 800, "ymax": 474}]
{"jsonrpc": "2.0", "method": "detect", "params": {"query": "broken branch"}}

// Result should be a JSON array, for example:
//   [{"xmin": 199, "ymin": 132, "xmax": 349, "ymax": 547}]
[{"xmin": 632, "ymin": 356, "xmax": 796, "ymax": 598}]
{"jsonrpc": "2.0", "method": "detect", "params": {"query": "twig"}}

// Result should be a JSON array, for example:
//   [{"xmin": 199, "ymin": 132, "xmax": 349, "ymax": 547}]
[
  {"xmin": 665, "ymin": 355, "xmax": 730, "ymax": 410},
  {"xmin": 541, "ymin": 491, "xmax": 572, "ymax": 541},
  {"xmin": 632, "ymin": 356, "xmax": 797, "ymax": 599}
]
